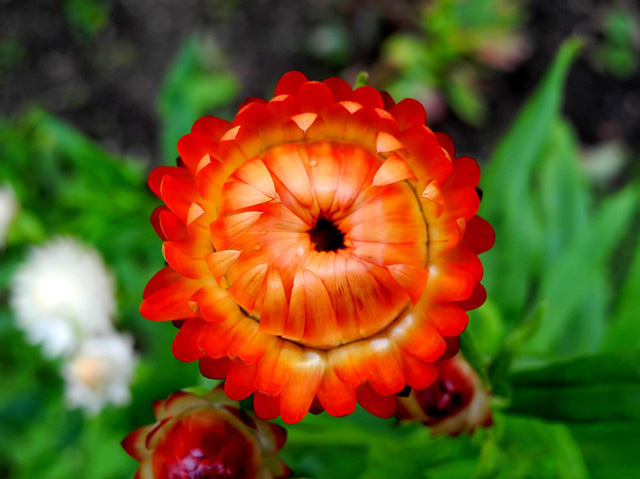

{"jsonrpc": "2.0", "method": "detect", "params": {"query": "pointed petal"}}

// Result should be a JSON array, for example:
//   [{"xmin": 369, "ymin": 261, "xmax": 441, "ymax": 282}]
[
  {"xmin": 387, "ymin": 264, "xmax": 429, "ymax": 305},
  {"xmin": 228, "ymin": 263, "xmax": 268, "ymax": 312},
  {"xmin": 210, "ymin": 211, "xmax": 262, "ymax": 251},
  {"xmin": 376, "ymin": 131, "xmax": 404, "ymax": 154},
  {"xmin": 372, "ymin": 153, "xmax": 416, "ymax": 186},
  {"xmin": 205, "ymin": 250, "xmax": 242, "ymax": 283}
]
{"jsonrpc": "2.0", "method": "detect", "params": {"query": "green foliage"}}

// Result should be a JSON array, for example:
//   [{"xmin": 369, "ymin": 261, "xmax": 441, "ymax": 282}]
[
  {"xmin": 382, "ymin": 0, "xmax": 528, "ymax": 124},
  {"xmin": 62, "ymin": 0, "xmax": 111, "ymax": 37},
  {"xmin": 593, "ymin": 9, "xmax": 639, "ymax": 79},
  {"xmin": 1, "ymin": 20, "xmax": 639, "ymax": 479},
  {"xmin": 508, "ymin": 351, "xmax": 640, "ymax": 422},
  {"xmin": 158, "ymin": 35, "xmax": 239, "ymax": 163}
]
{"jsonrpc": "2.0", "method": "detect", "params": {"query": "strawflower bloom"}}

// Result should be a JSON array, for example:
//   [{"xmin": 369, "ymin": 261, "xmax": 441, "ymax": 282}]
[
  {"xmin": 396, "ymin": 353, "xmax": 492, "ymax": 435},
  {"xmin": 141, "ymin": 71, "xmax": 495, "ymax": 423},
  {"xmin": 10, "ymin": 237, "xmax": 116, "ymax": 358},
  {"xmin": 122, "ymin": 388, "xmax": 290, "ymax": 479},
  {"xmin": 63, "ymin": 333, "xmax": 137, "ymax": 415}
]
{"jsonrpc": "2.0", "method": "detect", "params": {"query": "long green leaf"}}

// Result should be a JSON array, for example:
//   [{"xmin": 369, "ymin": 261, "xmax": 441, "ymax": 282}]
[
  {"xmin": 605, "ymin": 231, "xmax": 640, "ymax": 350},
  {"xmin": 480, "ymin": 38, "xmax": 583, "ymax": 316},
  {"xmin": 508, "ymin": 350, "xmax": 640, "ymax": 422},
  {"xmin": 526, "ymin": 185, "xmax": 639, "ymax": 353}
]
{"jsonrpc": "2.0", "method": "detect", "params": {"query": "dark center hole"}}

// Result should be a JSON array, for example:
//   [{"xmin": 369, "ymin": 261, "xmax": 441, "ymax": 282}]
[{"xmin": 309, "ymin": 217, "xmax": 346, "ymax": 252}]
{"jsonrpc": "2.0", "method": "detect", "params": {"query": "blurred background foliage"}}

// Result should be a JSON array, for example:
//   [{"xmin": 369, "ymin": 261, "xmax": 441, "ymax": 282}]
[{"xmin": 1, "ymin": 0, "xmax": 640, "ymax": 478}]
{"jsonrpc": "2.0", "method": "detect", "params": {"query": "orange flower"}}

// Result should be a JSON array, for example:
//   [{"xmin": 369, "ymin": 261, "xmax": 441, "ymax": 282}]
[
  {"xmin": 396, "ymin": 353, "xmax": 493, "ymax": 435},
  {"xmin": 141, "ymin": 71, "xmax": 495, "ymax": 424},
  {"xmin": 122, "ymin": 388, "xmax": 290, "ymax": 479}
]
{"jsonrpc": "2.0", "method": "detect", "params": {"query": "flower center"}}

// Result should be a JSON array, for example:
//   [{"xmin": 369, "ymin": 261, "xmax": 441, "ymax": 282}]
[
  {"xmin": 309, "ymin": 217, "xmax": 345, "ymax": 252},
  {"xmin": 214, "ymin": 140, "xmax": 429, "ymax": 349}
]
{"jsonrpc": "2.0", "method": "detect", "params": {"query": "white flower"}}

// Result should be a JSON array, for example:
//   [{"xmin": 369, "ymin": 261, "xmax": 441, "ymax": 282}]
[
  {"xmin": 0, "ymin": 184, "xmax": 18, "ymax": 248},
  {"xmin": 10, "ymin": 237, "xmax": 116, "ymax": 358},
  {"xmin": 63, "ymin": 333, "xmax": 137, "ymax": 415}
]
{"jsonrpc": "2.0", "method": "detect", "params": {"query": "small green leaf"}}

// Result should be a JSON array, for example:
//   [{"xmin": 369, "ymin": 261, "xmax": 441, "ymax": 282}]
[{"xmin": 354, "ymin": 71, "xmax": 370, "ymax": 88}]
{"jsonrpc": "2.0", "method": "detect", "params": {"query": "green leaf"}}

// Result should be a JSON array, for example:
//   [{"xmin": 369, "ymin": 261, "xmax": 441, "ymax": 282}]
[
  {"xmin": 487, "ymin": 302, "xmax": 545, "ymax": 399},
  {"xmin": 526, "ymin": 185, "xmax": 639, "ymax": 353},
  {"xmin": 480, "ymin": 38, "xmax": 583, "ymax": 317},
  {"xmin": 459, "ymin": 329, "xmax": 491, "ymax": 387},
  {"xmin": 605, "ymin": 231, "xmax": 640, "ymax": 350},
  {"xmin": 508, "ymin": 350, "xmax": 640, "ymax": 422},
  {"xmin": 158, "ymin": 35, "xmax": 238, "ymax": 163},
  {"xmin": 570, "ymin": 422, "xmax": 640, "ymax": 478},
  {"xmin": 487, "ymin": 413, "xmax": 591, "ymax": 479}
]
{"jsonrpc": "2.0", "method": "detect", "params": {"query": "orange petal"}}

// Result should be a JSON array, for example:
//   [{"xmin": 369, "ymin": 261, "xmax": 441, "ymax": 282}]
[
  {"xmin": 368, "ymin": 338, "xmax": 405, "ymax": 396},
  {"xmin": 390, "ymin": 312, "xmax": 447, "ymax": 363},
  {"xmin": 190, "ymin": 116, "xmax": 232, "ymax": 141},
  {"xmin": 262, "ymin": 143, "xmax": 314, "ymax": 208},
  {"xmin": 258, "ymin": 267, "xmax": 288, "ymax": 336},
  {"xmin": 190, "ymin": 281, "xmax": 240, "ymax": 322},
  {"xmin": 316, "ymin": 366, "xmax": 356, "ymax": 417},
  {"xmin": 279, "ymin": 351, "xmax": 325, "ymax": 424},
  {"xmin": 172, "ymin": 319, "xmax": 207, "ymax": 362},
  {"xmin": 210, "ymin": 211, "xmax": 262, "ymax": 251},
  {"xmin": 227, "ymin": 262, "xmax": 268, "ymax": 312},
  {"xmin": 387, "ymin": 264, "xmax": 429, "ymax": 305},
  {"xmin": 140, "ymin": 274, "xmax": 200, "ymax": 321},
  {"xmin": 199, "ymin": 356, "xmax": 232, "ymax": 379},
  {"xmin": 402, "ymin": 355, "xmax": 438, "ymax": 390},
  {"xmin": 253, "ymin": 392, "xmax": 281, "ymax": 420},
  {"xmin": 376, "ymin": 131, "xmax": 405, "ymax": 154},
  {"xmin": 160, "ymin": 174, "xmax": 197, "ymax": 223},
  {"xmin": 290, "ymin": 112, "xmax": 318, "ymax": 132},
  {"xmin": 274, "ymin": 71, "xmax": 308, "ymax": 96},
  {"xmin": 231, "ymin": 157, "xmax": 276, "ymax": 199},
  {"xmin": 255, "ymin": 342, "xmax": 302, "ymax": 396},
  {"xmin": 428, "ymin": 304, "xmax": 469, "ymax": 337},
  {"xmin": 205, "ymin": 250, "xmax": 242, "ymax": 283},
  {"xmin": 220, "ymin": 180, "xmax": 274, "ymax": 213},
  {"xmin": 163, "ymin": 239, "xmax": 211, "ymax": 279},
  {"xmin": 372, "ymin": 153, "xmax": 416, "ymax": 186},
  {"xmin": 390, "ymin": 98, "xmax": 426, "ymax": 130},
  {"xmin": 301, "ymin": 269, "xmax": 341, "ymax": 348},
  {"xmin": 282, "ymin": 269, "xmax": 306, "ymax": 342},
  {"xmin": 356, "ymin": 386, "xmax": 397, "ymax": 418},
  {"xmin": 224, "ymin": 361, "xmax": 256, "ymax": 400}
]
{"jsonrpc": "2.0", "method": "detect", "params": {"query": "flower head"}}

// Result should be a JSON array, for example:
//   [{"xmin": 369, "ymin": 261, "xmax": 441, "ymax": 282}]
[
  {"xmin": 141, "ymin": 71, "xmax": 495, "ymax": 423},
  {"xmin": 10, "ymin": 237, "xmax": 116, "ymax": 358},
  {"xmin": 122, "ymin": 388, "xmax": 290, "ymax": 479},
  {"xmin": 396, "ymin": 353, "xmax": 492, "ymax": 435},
  {"xmin": 63, "ymin": 333, "xmax": 137, "ymax": 415}
]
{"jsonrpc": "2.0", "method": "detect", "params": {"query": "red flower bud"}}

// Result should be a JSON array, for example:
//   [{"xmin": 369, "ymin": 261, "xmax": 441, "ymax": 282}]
[
  {"xmin": 122, "ymin": 388, "xmax": 291, "ymax": 479},
  {"xmin": 396, "ymin": 354, "xmax": 492, "ymax": 435}
]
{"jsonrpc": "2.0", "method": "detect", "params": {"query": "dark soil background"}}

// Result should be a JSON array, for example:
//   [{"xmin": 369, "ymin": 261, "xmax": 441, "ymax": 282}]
[{"xmin": 1, "ymin": 0, "xmax": 639, "ymax": 170}]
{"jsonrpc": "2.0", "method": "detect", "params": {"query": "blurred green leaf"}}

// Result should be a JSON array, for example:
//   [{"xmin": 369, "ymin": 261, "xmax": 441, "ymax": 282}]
[
  {"xmin": 158, "ymin": 35, "xmax": 238, "ymax": 163},
  {"xmin": 486, "ymin": 413, "xmax": 590, "ymax": 479},
  {"xmin": 460, "ymin": 329, "xmax": 491, "ymax": 387},
  {"xmin": 488, "ymin": 302, "xmax": 545, "ymax": 398},
  {"xmin": 508, "ymin": 350, "xmax": 640, "ymax": 422},
  {"xmin": 605, "ymin": 231, "xmax": 640, "ymax": 350},
  {"xmin": 526, "ymin": 184, "xmax": 638, "ymax": 353},
  {"xmin": 570, "ymin": 422, "xmax": 640, "ymax": 478},
  {"xmin": 445, "ymin": 65, "xmax": 486, "ymax": 125},
  {"xmin": 481, "ymin": 37, "xmax": 583, "ymax": 317}
]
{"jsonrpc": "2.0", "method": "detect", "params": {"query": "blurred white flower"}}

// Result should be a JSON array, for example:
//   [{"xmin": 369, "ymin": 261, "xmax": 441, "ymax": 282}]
[
  {"xmin": 0, "ymin": 184, "xmax": 18, "ymax": 248},
  {"xmin": 63, "ymin": 333, "xmax": 137, "ymax": 415},
  {"xmin": 10, "ymin": 237, "xmax": 116, "ymax": 358}
]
